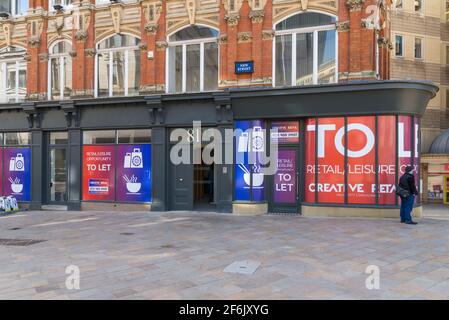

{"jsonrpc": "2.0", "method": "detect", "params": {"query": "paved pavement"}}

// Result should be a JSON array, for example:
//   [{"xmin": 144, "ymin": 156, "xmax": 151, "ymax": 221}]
[{"xmin": 0, "ymin": 209, "xmax": 449, "ymax": 300}]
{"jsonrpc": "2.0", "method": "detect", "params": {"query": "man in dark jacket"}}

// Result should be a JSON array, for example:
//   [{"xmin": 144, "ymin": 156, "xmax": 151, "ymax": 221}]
[{"xmin": 398, "ymin": 165, "xmax": 419, "ymax": 225}]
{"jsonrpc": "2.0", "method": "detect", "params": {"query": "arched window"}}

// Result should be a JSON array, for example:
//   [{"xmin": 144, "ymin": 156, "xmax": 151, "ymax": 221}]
[
  {"xmin": 95, "ymin": 34, "xmax": 141, "ymax": 97},
  {"xmin": 48, "ymin": 41, "xmax": 72, "ymax": 100},
  {"xmin": 0, "ymin": 46, "xmax": 27, "ymax": 103},
  {"xmin": 274, "ymin": 12, "xmax": 337, "ymax": 87},
  {"xmin": 167, "ymin": 25, "xmax": 219, "ymax": 93}
]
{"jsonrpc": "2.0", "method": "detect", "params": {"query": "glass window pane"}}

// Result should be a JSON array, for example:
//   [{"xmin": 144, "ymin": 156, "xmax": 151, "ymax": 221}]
[
  {"xmin": 98, "ymin": 34, "xmax": 140, "ymax": 50},
  {"xmin": 83, "ymin": 130, "xmax": 116, "ymax": 144},
  {"xmin": 127, "ymin": 50, "xmax": 140, "ymax": 96},
  {"xmin": 395, "ymin": 36, "xmax": 403, "ymax": 56},
  {"xmin": 168, "ymin": 46, "xmax": 183, "ymax": 93},
  {"xmin": 50, "ymin": 132, "xmax": 68, "ymax": 144},
  {"xmin": 296, "ymin": 32, "xmax": 313, "ymax": 86},
  {"xmin": 52, "ymin": 41, "xmax": 71, "ymax": 54},
  {"xmin": 98, "ymin": 52, "xmax": 109, "ymax": 97},
  {"xmin": 415, "ymin": 38, "xmax": 422, "ymax": 59},
  {"xmin": 64, "ymin": 57, "xmax": 72, "ymax": 97},
  {"xmin": 16, "ymin": 0, "xmax": 28, "ymax": 15},
  {"xmin": 276, "ymin": 12, "xmax": 336, "ymax": 31},
  {"xmin": 275, "ymin": 34, "xmax": 292, "ymax": 87},
  {"xmin": 51, "ymin": 58, "xmax": 60, "ymax": 99},
  {"xmin": 317, "ymin": 30, "xmax": 336, "ymax": 84},
  {"xmin": 0, "ymin": 133, "xmax": 3, "ymax": 145},
  {"xmin": 112, "ymin": 51, "xmax": 125, "ymax": 96},
  {"xmin": 186, "ymin": 44, "xmax": 200, "ymax": 92},
  {"xmin": 0, "ymin": 2, "xmax": 11, "ymax": 14},
  {"xmin": 203, "ymin": 42, "xmax": 218, "ymax": 91},
  {"xmin": 5, "ymin": 132, "xmax": 30, "ymax": 145},
  {"xmin": 117, "ymin": 129, "xmax": 152, "ymax": 143},
  {"xmin": 169, "ymin": 25, "xmax": 219, "ymax": 42}
]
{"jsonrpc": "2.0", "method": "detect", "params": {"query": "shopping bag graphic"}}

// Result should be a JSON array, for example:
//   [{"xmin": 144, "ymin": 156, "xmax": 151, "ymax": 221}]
[
  {"xmin": 124, "ymin": 153, "xmax": 132, "ymax": 168},
  {"xmin": 251, "ymin": 126, "xmax": 265, "ymax": 152},
  {"xmin": 238, "ymin": 132, "xmax": 249, "ymax": 152},
  {"xmin": 130, "ymin": 148, "xmax": 143, "ymax": 168},
  {"xmin": 9, "ymin": 153, "xmax": 25, "ymax": 172}
]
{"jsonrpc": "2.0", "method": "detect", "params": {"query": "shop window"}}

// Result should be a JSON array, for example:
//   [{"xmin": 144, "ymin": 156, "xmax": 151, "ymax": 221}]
[
  {"xmin": 117, "ymin": 129, "xmax": 151, "ymax": 144},
  {"xmin": 82, "ymin": 129, "xmax": 152, "ymax": 203},
  {"xmin": 167, "ymin": 25, "xmax": 219, "ymax": 93},
  {"xmin": 274, "ymin": 12, "xmax": 337, "ymax": 87},
  {"xmin": 414, "ymin": 38, "xmax": 423, "ymax": 59},
  {"xmin": 49, "ymin": 41, "xmax": 72, "ymax": 100},
  {"xmin": 395, "ymin": 35, "xmax": 403, "ymax": 57},
  {"xmin": 96, "ymin": 34, "xmax": 140, "ymax": 97},
  {"xmin": 83, "ymin": 130, "xmax": 116, "ymax": 145},
  {"xmin": 0, "ymin": 46, "xmax": 27, "ymax": 103},
  {"xmin": 305, "ymin": 115, "xmax": 420, "ymax": 206},
  {"xmin": 4, "ymin": 132, "xmax": 30, "ymax": 145},
  {"xmin": 234, "ymin": 120, "xmax": 266, "ymax": 202},
  {"xmin": 0, "ymin": 0, "xmax": 28, "ymax": 16}
]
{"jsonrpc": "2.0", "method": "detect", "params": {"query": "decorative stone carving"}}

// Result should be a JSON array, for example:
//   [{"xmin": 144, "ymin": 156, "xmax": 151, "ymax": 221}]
[
  {"xmin": 223, "ymin": 0, "xmax": 243, "ymax": 26},
  {"xmin": 38, "ymin": 52, "xmax": 49, "ymax": 62},
  {"xmin": 0, "ymin": 21, "xmax": 13, "ymax": 46},
  {"xmin": 300, "ymin": 0, "xmax": 309, "ymax": 11},
  {"xmin": 225, "ymin": 14, "xmax": 240, "ymax": 26},
  {"xmin": 248, "ymin": 0, "xmax": 266, "ymax": 10},
  {"xmin": 28, "ymin": 36, "xmax": 41, "ymax": 47},
  {"xmin": 249, "ymin": 9, "xmax": 264, "ymax": 23},
  {"xmin": 69, "ymin": 49, "xmax": 77, "ymax": 57},
  {"xmin": 336, "ymin": 21, "xmax": 350, "ymax": 32},
  {"xmin": 262, "ymin": 29, "xmax": 275, "ymax": 40},
  {"xmin": 218, "ymin": 34, "xmax": 228, "ymax": 44},
  {"xmin": 143, "ymin": 1, "xmax": 162, "ymax": 35},
  {"xmin": 110, "ymin": 5, "xmax": 122, "ymax": 34},
  {"xmin": 75, "ymin": 30, "xmax": 88, "ymax": 42},
  {"xmin": 378, "ymin": 37, "xmax": 393, "ymax": 50},
  {"xmin": 139, "ymin": 43, "xmax": 148, "ymax": 51},
  {"xmin": 23, "ymin": 53, "xmax": 31, "ymax": 62},
  {"xmin": 27, "ymin": 20, "xmax": 44, "ymax": 48},
  {"xmin": 51, "ymin": 16, "xmax": 65, "ymax": 37},
  {"xmin": 84, "ymin": 48, "xmax": 96, "ymax": 57},
  {"xmin": 237, "ymin": 32, "xmax": 252, "ymax": 43},
  {"xmin": 186, "ymin": 0, "xmax": 197, "ymax": 25},
  {"xmin": 346, "ymin": 0, "xmax": 365, "ymax": 12},
  {"xmin": 156, "ymin": 40, "xmax": 168, "ymax": 50}
]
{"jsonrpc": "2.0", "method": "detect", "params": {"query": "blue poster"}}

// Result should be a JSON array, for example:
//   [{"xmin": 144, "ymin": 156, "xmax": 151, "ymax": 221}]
[
  {"xmin": 116, "ymin": 144, "xmax": 152, "ymax": 202},
  {"xmin": 3, "ymin": 147, "xmax": 31, "ymax": 201},
  {"xmin": 234, "ymin": 120, "xmax": 265, "ymax": 201}
]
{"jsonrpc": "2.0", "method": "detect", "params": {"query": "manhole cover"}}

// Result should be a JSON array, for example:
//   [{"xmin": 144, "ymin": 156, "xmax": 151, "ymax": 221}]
[
  {"xmin": 223, "ymin": 260, "xmax": 261, "ymax": 275},
  {"xmin": 0, "ymin": 238, "xmax": 46, "ymax": 246}
]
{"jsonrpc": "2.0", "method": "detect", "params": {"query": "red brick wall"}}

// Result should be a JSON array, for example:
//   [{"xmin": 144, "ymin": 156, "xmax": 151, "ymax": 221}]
[{"xmin": 25, "ymin": 0, "xmax": 390, "ymax": 100}]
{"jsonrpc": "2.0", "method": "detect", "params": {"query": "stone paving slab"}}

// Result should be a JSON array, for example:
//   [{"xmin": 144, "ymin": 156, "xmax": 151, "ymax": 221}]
[{"xmin": 0, "ymin": 210, "xmax": 449, "ymax": 299}]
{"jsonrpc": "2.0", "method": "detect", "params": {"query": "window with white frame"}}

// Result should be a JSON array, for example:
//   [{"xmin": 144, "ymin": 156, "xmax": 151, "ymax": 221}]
[
  {"xmin": 95, "ymin": 34, "xmax": 140, "ymax": 97},
  {"xmin": 50, "ymin": 0, "xmax": 73, "ymax": 9},
  {"xmin": 414, "ymin": 38, "xmax": 423, "ymax": 59},
  {"xmin": 167, "ymin": 25, "xmax": 219, "ymax": 93},
  {"xmin": 414, "ymin": 0, "xmax": 422, "ymax": 12},
  {"xmin": 0, "ymin": 46, "xmax": 26, "ymax": 103},
  {"xmin": 395, "ymin": 35, "xmax": 403, "ymax": 57},
  {"xmin": 0, "ymin": 0, "xmax": 28, "ymax": 16},
  {"xmin": 48, "ymin": 41, "xmax": 72, "ymax": 100},
  {"xmin": 274, "ymin": 12, "xmax": 337, "ymax": 87}
]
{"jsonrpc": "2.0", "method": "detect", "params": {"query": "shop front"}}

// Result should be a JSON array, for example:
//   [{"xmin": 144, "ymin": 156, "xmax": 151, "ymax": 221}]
[{"xmin": 0, "ymin": 81, "xmax": 438, "ymax": 217}]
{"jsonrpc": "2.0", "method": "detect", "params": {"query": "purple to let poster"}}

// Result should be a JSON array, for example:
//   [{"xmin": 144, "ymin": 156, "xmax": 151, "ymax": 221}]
[{"xmin": 274, "ymin": 150, "xmax": 297, "ymax": 203}]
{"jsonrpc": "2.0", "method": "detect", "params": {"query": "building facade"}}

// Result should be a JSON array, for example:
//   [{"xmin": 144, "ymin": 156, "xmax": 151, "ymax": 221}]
[
  {"xmin": 0, "ymin": 0, "xmax": 438, "ymax": 216},
  {"xmin": 390, "ymin": 0, "xmax": 449, "ymax": 204}
]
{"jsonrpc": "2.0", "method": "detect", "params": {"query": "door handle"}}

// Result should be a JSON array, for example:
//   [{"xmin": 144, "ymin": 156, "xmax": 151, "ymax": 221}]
[{"xmin": 50, "ymin": 182, "xmax": 53, "ymax": 187}]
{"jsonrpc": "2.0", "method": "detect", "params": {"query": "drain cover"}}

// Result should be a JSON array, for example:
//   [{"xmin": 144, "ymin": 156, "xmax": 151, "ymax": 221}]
[
  {"xmin": 0, "ymin": 238, "xmax": 46, "ymax": 246},
  {"xmin": 224, "ymin": 260, "xmax": 261, "ymax": 275}
]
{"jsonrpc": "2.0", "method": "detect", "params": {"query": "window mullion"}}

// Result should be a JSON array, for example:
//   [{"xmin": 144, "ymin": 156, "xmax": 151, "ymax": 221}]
[
  {"xmin": 182, "ymin": 44, "xmax": 187, "ymax": 93},
  {"xmin": 291, "ymin": 33, "xmax": 296, "ymax": 86},
  {"xmin": 15, "ymin": 61, "xmax": 19, "ymax": 102},
  {"xmin": 200, "ymin": 42, "xmax": 204, "ymax": 92},
  {"xmin": 60, "ymin": 56, "xmax": 64, "ymax": 100},
  {"xmin": 124, "ymin": 50, "xmax": 129, "ymax": 96},
  {"xmin": 313, "ymin": 30, "xmax": 318, "ymax": 85},
  {"xmin": 109, "ymin": 52, "xmax": 113, "ymax": 97}
]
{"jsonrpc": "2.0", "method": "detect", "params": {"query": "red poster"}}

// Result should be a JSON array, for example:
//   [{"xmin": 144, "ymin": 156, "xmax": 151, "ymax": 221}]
[
  {"xmin": 305, "ymin": 118, "xmax": 316, "ymax": 202},
  {"xmin": 317, "ymin": 117, "xmax": 345, "ymax": 203},
  {"xmin": 82, "ymin": 145, "xmax": 115, "ymax": 201},
  {"xmin": 378, "ymin": 116, "xmax": 397, "ymax": 205},
  {"xmin": 347, "ymin": 116, "xmax": 376, "ymax": 204}
]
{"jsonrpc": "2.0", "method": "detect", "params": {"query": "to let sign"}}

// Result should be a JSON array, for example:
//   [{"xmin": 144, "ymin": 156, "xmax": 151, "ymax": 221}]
[{"xmin": 235, "ymin": 61, "xmax": 254, "ymax": 74}]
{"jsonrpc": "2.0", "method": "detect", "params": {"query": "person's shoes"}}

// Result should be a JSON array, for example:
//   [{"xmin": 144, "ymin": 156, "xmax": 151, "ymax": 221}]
[
  {"xmin": 405, "ymin": 221, "xmax": 418, "ymax": 225},
  {"xmin": 400, "ymin": 220, "xmax": 406, "ymax": 223}
]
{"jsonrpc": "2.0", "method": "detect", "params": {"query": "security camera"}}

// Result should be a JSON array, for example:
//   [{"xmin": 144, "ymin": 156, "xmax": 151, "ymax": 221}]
[{"xmin": 53, "ymin": 4, "xmax": 64, "ymax": 12}]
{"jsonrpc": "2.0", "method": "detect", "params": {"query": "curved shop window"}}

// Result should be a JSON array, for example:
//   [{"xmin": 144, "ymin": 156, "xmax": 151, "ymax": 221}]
[
  {"xmin": 0, "ymin": 46, "xmax": 27, "ymax": 103},
  {"xmin": 167, "ymin": 25, "xmax": 219, "ymax": 93},
  {"xmin": 274, "ymin": 12, "xmax": 337, "ymax": 87},
  {"xmin": 95, "ymin": 34, "xmax": 141, "ymax": 97},
  {"xmin": 305, "ymin": 115, "xmax": 420, "ymax": 206},
  {"xmin": 82, "ymin": 129, "xmax": 152, "ymax": 203},
  {"xmin": 48, "ymin": 40, "xmax": 73, "ymax": 100},
  {"xmin": 0, "ymin": 132, "xmax": 31, "ymax": 201}
]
